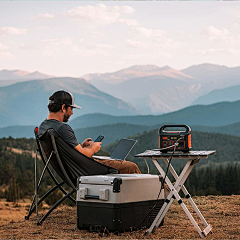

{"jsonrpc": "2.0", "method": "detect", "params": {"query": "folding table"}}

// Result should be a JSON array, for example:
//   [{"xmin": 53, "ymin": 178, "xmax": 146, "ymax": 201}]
[{"xmin": 135, "ymin": 150, "xmax": 216, "ymax": 238}]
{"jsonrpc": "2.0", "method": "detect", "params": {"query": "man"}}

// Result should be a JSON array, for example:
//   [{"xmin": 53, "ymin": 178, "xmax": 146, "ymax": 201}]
[{"xmin": 39, "ymin": 90, "xmax": 141, "ymax": 174}]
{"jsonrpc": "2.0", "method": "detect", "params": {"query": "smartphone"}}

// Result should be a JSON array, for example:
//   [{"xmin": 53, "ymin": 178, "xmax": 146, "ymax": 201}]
[{"xmin": 94, "ymin": 135, "xmax": 105, "ymax": 142}]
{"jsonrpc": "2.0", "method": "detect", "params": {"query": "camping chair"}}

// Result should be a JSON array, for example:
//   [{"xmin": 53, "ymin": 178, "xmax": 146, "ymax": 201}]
[{"xmin": 25, "ymin": 127, "xmax": 119, "ymax": 225}]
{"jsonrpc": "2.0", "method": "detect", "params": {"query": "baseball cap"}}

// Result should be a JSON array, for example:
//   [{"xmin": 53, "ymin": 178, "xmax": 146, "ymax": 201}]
[{"xmin": 49, "ymin": 90, "xmax": 81, "ymax": 109}]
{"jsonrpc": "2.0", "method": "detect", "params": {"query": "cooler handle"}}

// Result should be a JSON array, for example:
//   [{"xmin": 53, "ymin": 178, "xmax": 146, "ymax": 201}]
[
  {"xmin": 79, "ymin": 188, "xmax": 109, "ymax": 201},
  {"xmin": 85, "ymin": 195, "xmax": 99, "ymax": 200}
]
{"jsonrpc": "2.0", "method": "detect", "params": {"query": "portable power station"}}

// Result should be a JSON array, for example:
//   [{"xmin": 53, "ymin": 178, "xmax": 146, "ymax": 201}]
[{"xmin": 159, "ymin": 125, "xmax": 192, "ymax": 152}]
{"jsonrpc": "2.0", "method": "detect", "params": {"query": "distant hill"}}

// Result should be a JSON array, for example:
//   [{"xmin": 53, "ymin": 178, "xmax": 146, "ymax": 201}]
[
  {"xmin": 191, "ymin": 83, "xmax": 240, "ymax": 106},
  {"xmin": 0, "ymin": 69, "xmax": 31, "ymax": 79},
  {"xmin": 84, "ymin": 63, "xmax": 240, "ymax": 114},
  {"xmin": 70, "ymin": 100, "xmax": 240, "ymax": 129},
  {"xmin": 2, "ymin": 64, "xmax": 240, "ymax": 115},
  {"xmin": 192, "ymin": 122, "xmax": 240, "ymax": 137},
  {"xmin": 83, "ymin": 64, "xmax": 192, "ymax": 85},
  {"xmin": 0, "ymin": 126, "xmax": 35, "ymax": 138},
  {"xmin": 1, "ymin": 121, "xmax": 240, "ymax": 142},
  {"xmin": 98, "ymin": 75, "xmax": 198, "ymax": 114},
  {"xmin": 84, "ymin": 65, "xmax": 199, "ymax": 114},
  {"xmin": 182, "ymin": 63, "xmax": 240, "ymax": 95},
  {"xmin": 1, "ymin": 108, "xmax": 240, "ymax": 140},
  {"xmin": 104, "ymin": 129, "xmax": 240, "ymax": 172},
  {"xmin": 0, "ymin": 123, "xmax": 154, "ymax": 145},
  {"xmin": 74, "ymin": 123, "xmax": 154, "ymax": 146},
  {"xmin": 69, "ymin": 113, "xmax": 161, "ymax": 129},
  {"xmin": 0, "ymin": 77, "xmax": 138, "ymax": 128},
  {"xmin": 0, "ymin": 69, "xmax": 54, "ymax": 87},
  {"xmin": 181, "ymin": 63, "xmax": 230, "ymax": 81}
]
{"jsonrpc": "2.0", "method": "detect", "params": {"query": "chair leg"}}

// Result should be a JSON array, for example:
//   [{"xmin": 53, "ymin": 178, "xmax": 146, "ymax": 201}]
[
  {"xmin": 25, "ymin": 149, "xmax": 75, "ymax": 221},
  {"xmin": 35, "ymin": 149, "xmax": 39, "ymax": 223},
  {"xmin": 40, "ymin": 150, "xmax": 76, "ymax": 204},
  {"xmin": 37, "ymin": 189, "xmax": 75, "ymax": 225},
  {"xmin": 25, "ymin": 150, "xmax": 40, "ymax": 220},
  {"xmin": 25, "ymin": 182, "xmax": 65, "ymax": 220}
]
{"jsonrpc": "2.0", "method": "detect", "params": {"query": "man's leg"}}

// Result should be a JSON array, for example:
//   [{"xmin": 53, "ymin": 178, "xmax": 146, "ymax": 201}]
[{"xmin": 94, "ymin": 159, "xmax": 141, "ymax": 174}]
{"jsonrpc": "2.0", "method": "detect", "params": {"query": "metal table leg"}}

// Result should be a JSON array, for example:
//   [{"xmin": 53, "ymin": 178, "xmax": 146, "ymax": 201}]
[
  {"xmin": 163, "ymin": 158, "xmax": 212, "ymax": 234},
  {"xmin": 146, "ymin": 158, "xmax": 212, "ymax": 238},
  {"xmin": 145, "ymin": 159, "xmax": 193, "ymax": 236}
]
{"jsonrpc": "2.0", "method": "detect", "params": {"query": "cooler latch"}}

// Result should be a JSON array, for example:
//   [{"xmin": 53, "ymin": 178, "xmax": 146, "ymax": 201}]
[{"xmin": 113, "ymin": 178, "xmax": 122, "ymax": 193}]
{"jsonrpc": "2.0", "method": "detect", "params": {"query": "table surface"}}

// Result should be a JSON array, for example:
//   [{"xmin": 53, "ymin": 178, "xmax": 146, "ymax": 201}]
[{"xmin": 135, "ymin": 150, "xmax": 216, "ymax": 158}]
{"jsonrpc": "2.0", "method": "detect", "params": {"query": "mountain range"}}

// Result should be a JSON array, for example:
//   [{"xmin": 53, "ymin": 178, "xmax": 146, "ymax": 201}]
[
  {"xmin": 191, "ymin": 83, "xmax": 240, "ymax": 106},
  {"xmin": 0, "ymin": 77, "xmax": 138, "ymax": 128},
  {"xmin": 0, "ymin": 63, "xmax": 240, "ymax": 128},
  {"xmin": 69, "ymin": 100, "xmax": 240, "ymax": 128},
  {"xmin": 84, "ymin": 63, "xmax": 240, "ymax": 114},
  {"xmin": 1, "ymin": 100, "xmax": 240, "ymax": 140},
  {"xmin": 0, "ymin": 69, "xmax": 53, "ymax": 87},
  {"xmin": 2, "ymin": 63, "xmax": 240, "ymax": 115}
]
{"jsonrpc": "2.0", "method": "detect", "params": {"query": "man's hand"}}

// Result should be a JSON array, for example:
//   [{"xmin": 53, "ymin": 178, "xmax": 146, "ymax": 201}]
[
  {"xmin": 75, "ymin": 139, "xmax": 101, "ymax": 158},
  {"xmin": 90, "ymin": 141, "xmax": 102, "ymax": 153},
  {"xmin": 82, "ymin": 138, "xmax": 92, "ymax": 148}
]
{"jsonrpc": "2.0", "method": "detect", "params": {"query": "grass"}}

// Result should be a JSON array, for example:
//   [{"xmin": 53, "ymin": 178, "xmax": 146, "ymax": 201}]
[{"xmin": 0, "ymin": 195, "xmax": 239, "ymax": 239}]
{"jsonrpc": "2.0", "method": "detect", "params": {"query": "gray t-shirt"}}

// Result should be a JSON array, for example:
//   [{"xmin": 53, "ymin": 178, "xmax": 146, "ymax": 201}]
[{"xmin": 39, "ymin": 119, "xmax": 79, "ymax": 148}]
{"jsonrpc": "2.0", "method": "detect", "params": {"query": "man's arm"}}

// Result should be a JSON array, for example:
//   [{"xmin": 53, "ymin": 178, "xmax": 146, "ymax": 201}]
[
  {"xmin": 74, "ymin": 141, "xmax": 101, "ymax": 158},
  {"xmin": 59, "ymin": 125, "xmax": 101, "ymax": 158}
]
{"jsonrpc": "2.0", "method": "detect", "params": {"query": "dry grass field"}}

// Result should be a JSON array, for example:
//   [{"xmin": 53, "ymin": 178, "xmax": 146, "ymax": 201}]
[
  {"xmin": 0, "ymin": 195, "xmax": 239, "ymax": 239},
  {"xmin": 0, "ymin": 199, "xmax": 30, "ymax": 226}
]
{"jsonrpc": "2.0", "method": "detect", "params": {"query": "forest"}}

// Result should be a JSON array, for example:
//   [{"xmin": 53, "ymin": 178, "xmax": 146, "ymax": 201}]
[{"xmin": 0, "ymin": 130, "xmax": 240, "ymax": 204}]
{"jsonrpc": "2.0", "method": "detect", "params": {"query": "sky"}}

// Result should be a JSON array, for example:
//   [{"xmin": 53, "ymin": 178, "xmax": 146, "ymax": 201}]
[{"xmin": 0, "ymin": 1, "xmax": 240, "ymax": 77}]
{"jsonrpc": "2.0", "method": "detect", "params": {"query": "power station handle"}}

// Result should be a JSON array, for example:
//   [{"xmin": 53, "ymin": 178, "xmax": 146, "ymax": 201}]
[{"xmin": 159, "ymin": 125, "xmax": 191, "ymax": 133}]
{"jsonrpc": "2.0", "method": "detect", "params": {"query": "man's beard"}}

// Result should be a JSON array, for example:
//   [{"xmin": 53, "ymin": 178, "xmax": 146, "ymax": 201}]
[{"xmin": 63, "ymin": 112, "xmax": 70, "ymax": 122}]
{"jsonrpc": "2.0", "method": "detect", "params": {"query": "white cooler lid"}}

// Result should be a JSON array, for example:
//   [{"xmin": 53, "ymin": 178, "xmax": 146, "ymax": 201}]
[{"xmin": 79, "ymin": 174, "xmax": 160, "ymax": 185}]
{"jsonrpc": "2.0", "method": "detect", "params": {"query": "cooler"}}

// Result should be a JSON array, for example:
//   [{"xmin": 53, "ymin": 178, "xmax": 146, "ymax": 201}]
[{"xmin": 77, "ymin": 174, "xmax": 165, "ymax": 232}]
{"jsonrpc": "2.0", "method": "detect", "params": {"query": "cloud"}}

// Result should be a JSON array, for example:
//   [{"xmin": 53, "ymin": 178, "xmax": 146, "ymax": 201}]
[
  {"xmin": 41, "ymin": 38, "xmax": 73, "ymax": 46},
  {"xmin": 125, "ymin": 39, "xmax": 151, "ymax": 49},
  {"xmin": 39, "ymin": 13, "xmax": 55, "ymax": 19},
  {"xmin": 40, "ymin": 38, "xmax": 74, "ymax": 56},
  {"xmin": 192, "ymin": 48, "xmax": 240, "ymax": 56},
  {"xmin": 119, "ymin": 18, "xmax": 139, "ymax": 27},
  {"xmin": 204, "ymin": 26, "xmax": 229, "ymax": 40},
  {"xmin": 95, "ymin": 43, "xmax": 114, "ymax": 49},
  {"xmin": 0, "ymin": 42, "xmax": 13, "ymax": 60},
  {"xmin": 0, "ymin": 27, "xmax": 28, "ymax": 35},
  {"xmin": 122, "ymin": 5, "xmax": 135, "ymax": 14},
  {"xmin": 125, "ymin": 51, "xmax": 171, "ymax": 60},
  {"xmin": 91, "ymin": 31, "xmax": 105, "ymax": 38},
  {"xmin": 0, "ymin": 42, "xmax": 9, "ymax": 51},
  {"xmin": 70, "ymin": 43, "xmax": 114, "ymax": 57},
  {"xmin": 66, "ymin": 4, "xmax": 135, "ymax": 25},
  {"xmin": 125, "ymin": 37, "xmax": 180, "ymax": 51},
  {"xmin": 0, "ymin": 52, "xmax": 15, "ymax": 59},
  {"xmin": 71, "ymin": 46, "xmax": 109, "ymax": 57},
  {"xmin": 42, "ymin": 50, "xmax": 55, "ymax": 57},
  {"xmin": 133, "ymin": 26, "xmax": 166, "ymax": 38}
]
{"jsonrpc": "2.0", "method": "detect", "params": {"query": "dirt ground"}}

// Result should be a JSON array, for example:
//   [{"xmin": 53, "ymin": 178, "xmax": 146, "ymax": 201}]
[
  {"xmin": 0, "ymin": 195, "xmax": 239, "ymax": 239},
  {"xmin": 0, "ymin": 199, "xmax": 31, "ymax": 226}
]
